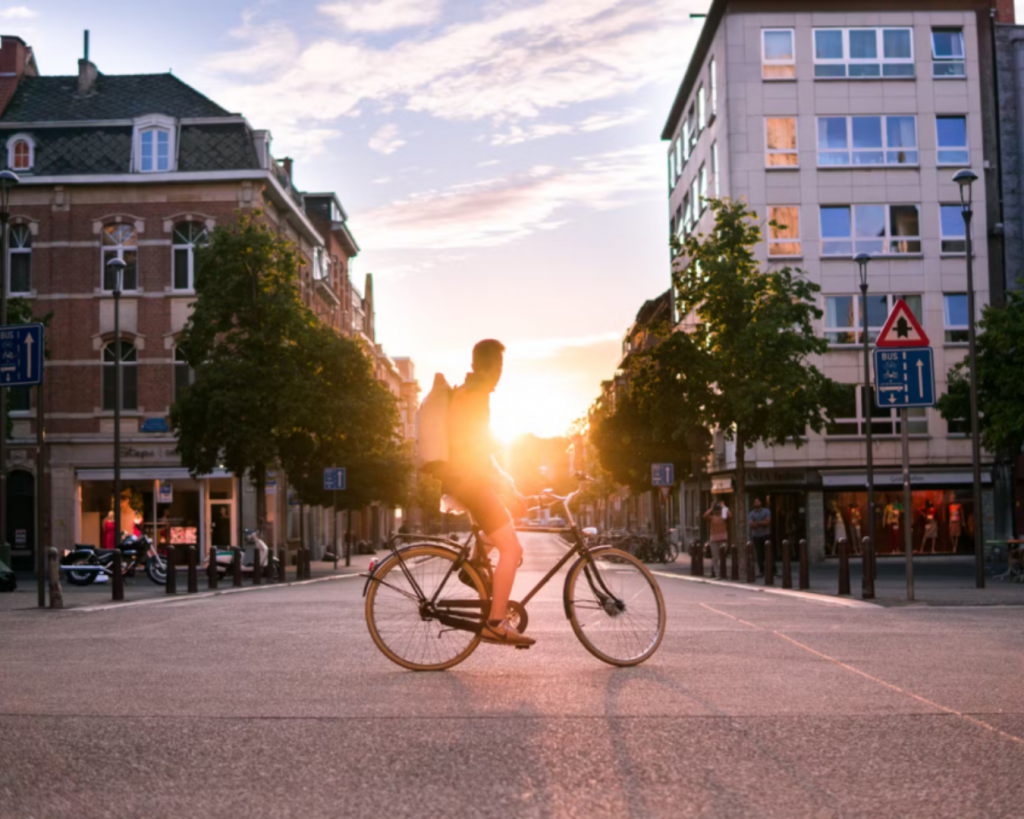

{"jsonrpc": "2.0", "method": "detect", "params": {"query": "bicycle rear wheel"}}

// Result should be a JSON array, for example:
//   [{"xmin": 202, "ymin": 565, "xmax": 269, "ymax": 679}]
[
  {"xmin": 365, "ymin": 545, "xmax": 487, "ymax": 671},
  {"xmin": 565, "ymin": 547, "xmax": 665, "ymax": 667}
]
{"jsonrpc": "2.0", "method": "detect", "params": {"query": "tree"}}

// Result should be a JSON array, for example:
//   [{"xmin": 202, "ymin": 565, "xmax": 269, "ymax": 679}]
[
  {"xmin": 937, "ymin": 287, "xmax": 1024, "ymax": 463},
  {"xmin": 659, "ymin": 198, "xmax": 844, "ymax": 547}
]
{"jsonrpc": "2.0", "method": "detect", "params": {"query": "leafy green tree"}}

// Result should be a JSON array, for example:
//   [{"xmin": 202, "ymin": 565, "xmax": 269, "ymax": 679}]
[
  {"xmin": 411, "ymin": 470, "xmax": 443, "ymax": 533},
  {"xmin": 937, "ymin": 287, "xmax": 1024, "ymax": 461},
  {"xmin": 660, "ymin": 198, "xmax": 844, "ymax": 544}
]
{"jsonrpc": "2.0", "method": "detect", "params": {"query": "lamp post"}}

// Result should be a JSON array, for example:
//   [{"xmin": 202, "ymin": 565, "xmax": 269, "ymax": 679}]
[
  {"xmin": 0, "ymin": 170, "xmax": 20, "ymax": 562},
  {"xmin": 855, "ymin": 252, "xmax": 875, "ymax": 599},
  {"xmin": 107, "ymin": 257, "xmax": 126, "ymax": 601},
  {"xmin": 953, "ymin": 169, "xmax": 985, "ymax": 589}
]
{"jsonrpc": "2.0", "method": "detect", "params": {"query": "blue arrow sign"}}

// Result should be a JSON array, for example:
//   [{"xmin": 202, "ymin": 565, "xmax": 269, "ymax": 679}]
[
  {"xmin": 651, "ymin": 463, "xmax": 675, "ymax": 487},
  {"xmin": 873, "ymin": 347, "xmax": 936, "ymax": 409},
  {"xmin": 323, "ymin": 467, "xmax": 347, "ymax": 491},
  {"xmin": 0, "ymin": 323, "xmax": 43, "ymax": 387}
]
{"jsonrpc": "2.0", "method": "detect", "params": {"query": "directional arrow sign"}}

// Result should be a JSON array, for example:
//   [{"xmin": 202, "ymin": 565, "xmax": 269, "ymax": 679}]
[
  {"xmin": 0, "ymin": 323, "xmax": 43, "ymax": 387},
  {"xmin": 876, "ymin": 299, "xmax": 930, "ymax": 348},
  {"xmin": 873, "ymin": 347, "xmax": 936, "ymax": 409},
  {"xmin": 323, "ymin": 467, "xmax": 347, "ymax": 491}
]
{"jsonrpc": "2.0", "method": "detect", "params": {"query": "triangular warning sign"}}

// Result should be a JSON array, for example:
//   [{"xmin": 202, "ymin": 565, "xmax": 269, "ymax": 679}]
[{"xmin": 876, "ymin": 298, "xmax": 930, "ymax": 347}]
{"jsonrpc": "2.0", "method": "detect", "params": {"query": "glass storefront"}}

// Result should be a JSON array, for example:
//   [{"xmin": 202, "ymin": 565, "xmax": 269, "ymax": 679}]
[{"xmin": 823, "ymin": 488, "xmax": 976, "ymax": 555}]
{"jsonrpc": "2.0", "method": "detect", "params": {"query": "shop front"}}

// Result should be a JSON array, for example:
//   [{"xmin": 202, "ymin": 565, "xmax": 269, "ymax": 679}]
[{"xmin": 706, "ymin": 469, "xmax": 816, "ymax": 555}]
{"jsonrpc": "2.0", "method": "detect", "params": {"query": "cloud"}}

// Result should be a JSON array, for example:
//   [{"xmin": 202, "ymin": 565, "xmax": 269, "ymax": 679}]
[
  {"xmin": 0, "ymin": 6, "xmax": 37, "ymax": 18},
  {"xmin": 353, "ymin": 144, "xmax": 662, "ymax": 250},
  {"xmin": 506, "ymin": 331, "xmax": 624, "ymax": 361},
  {"xmin": 491, "ymin": 107, "xmax": 648, "ymax": 145},
  {"xmin": 318, "ymin": 0, "xmax": 442, "ymax": 32},
  {"xmin": 368, "ymin": 123, "xmax": 405, "ymax": 154}
]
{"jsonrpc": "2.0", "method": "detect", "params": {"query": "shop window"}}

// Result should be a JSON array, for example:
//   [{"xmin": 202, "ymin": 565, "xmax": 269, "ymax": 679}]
[
  {"xmin": 813, "ymin": 28, "xmax": 914, "ymax": 78},
  {"xmin": 763, "ymin": 29, "xmax": 795, "ymax": 79},
  {"xmin": 817, "ymin": 116, "xmax": 917, "ymax": 166},
  {"xmin": 766, "ymin": 118, "xmax": 798, "ymax": 167},
  {"xmin": 932, "ymin": 29, "xmax": 965, "ymax": 77},
  {"xmin": 101, "ymin": 224, "xmax": 138, "ymax": 291},
  {"xmin": 172, "ymin": 221, "xmax": 208, "ymax": 291},
  {"xmin": 8, "ymin": 224, "xmax": 31, "ymax": 294},
  {"xmin": 820, "ymin": 204, "xmax": 920, "ymax": 256},
  {"xmin": 768, "ymin": 206, "xmax": 801, "ymax": 257},
  {"xmin": 943, "ymin": 293, "xmax": 969, "ymax": 343},
  {"xmin": 825, "ymin": 294, "xmax": 922, "ymax": 345},
  {"xmin": 936, "ymin": 116, "xmax": 968, "ymax": 166},
  {"xmin": 173, "ymin": 347, "xmax": 194, "ymax": 401},
  {"xmin": 102, "ymin": 342, "xmax": 138, "ymax": 411}
]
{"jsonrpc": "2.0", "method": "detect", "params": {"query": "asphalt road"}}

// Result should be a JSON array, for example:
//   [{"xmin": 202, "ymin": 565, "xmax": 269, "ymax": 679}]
[{"xmin": 2, "ymin": 533, "xmax": 1023, "ymax": 819}]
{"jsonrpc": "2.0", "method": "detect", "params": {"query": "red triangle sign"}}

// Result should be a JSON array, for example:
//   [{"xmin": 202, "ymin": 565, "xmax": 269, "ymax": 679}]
[{"xmin": 876, "ymin": 298, "xmax": 930, "ymax": 347}]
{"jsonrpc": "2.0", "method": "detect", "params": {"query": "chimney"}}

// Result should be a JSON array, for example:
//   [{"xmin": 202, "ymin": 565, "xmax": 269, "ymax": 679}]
[
  {"xmin": 281, "ymin": 157, "xmax": 293, "ymax": 181},
  {"xmin": 0, "ymin": 35, "xmax": 36, "ymax": 116},
  {"xmin": 995, "ymin": 0, "xmax": 1015, "ymax": 23},
  {"xmin": 78, "ymin": 30, "xmax": 98, "ymax": 95}
]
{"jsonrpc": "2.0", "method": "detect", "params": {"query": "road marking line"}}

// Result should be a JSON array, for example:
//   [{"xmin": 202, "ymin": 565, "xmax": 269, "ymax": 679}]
[
  {"xmin": 652, "ymin": 571, "xmax": 879, "ymax": 608},
  {"xmin": 63, "ymin": 573, "xmax": 363, "ymax": 613},
  {"xmin": 700, "ymin": 602, "xmax": 1024, "ymax": 746}
]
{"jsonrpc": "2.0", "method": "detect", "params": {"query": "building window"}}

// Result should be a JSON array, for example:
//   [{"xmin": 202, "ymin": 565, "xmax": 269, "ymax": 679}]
[
  {"xmin": 698, "ymin": 163, "xmax": 708, "ymax": 212},
  {"xmin": 943, "ymin": 294, "xmax": 969, "ymax": 343},
  {"xmin": 936, "ymin": 116, "xmax": 969, "ymax": 165},
  {"xmin": 687, "ymin": 104, "xmax": 697, "ymax": 153},
  {"xmin": 690, "ymin": 177, "xmax": 700, "ymax": 224},
  {"xmin": 8, "ymin": 224, "xmax": 31, "ymax": 294},
  {"xmin": 102, "ymin": 342, "xmax": 138, "ymax": 411},
  {"xmin": 762, "ymin": 29, "xmax": 795, "ymax": 79},
  {"xmin": 681, "ymin": 119, "xmax": 690, "ymax": 164},
  {"xmin": 6, "ymin": 134, "xmax": 33, "ymax": 171},
  {"xmin": 932, "ymin": 29, "xmax": 965, "ymax": 77},
  {"xmin": 947, "ymin": 416, "xmax": 970, "ymax": 435},
  {"xmin": 174, "ymin": 347, "xmax": 194, "ymax": 400},
  {"xmin": 172, "ymin": 221, "xmax": 208, "ymax": 291},
  {"xmin": 711, "ymin": 141, "xmax": 719, "ymax": 196},
  {"xmin": 675, "ymin": 135, "xmax": 683, "ymax": 177},
  {"xmin": 682, "ymin": 192, "xmax": 692, "ymax": 235},
  {"xmin": 697, "ymin": 85, "xmax": 706, "ymax": 132},
  {"xmin": 825, "ymin": 293, "xmax": 922, "ymax": 345},
  {"xmin": 813, "ymin": 28, "xmax": 914, "ymax": 79},
  {"xmin": 140, "ymin": 128, "xmax": 170, "ymax": 172},
  {"xmin": 668, "ymin": 143, "xmax": 676, "ymax": 190},
  {"xmin": 820, "ymin": 204, "xmax": 920, "ymax": 256},
  {"xmin": 766, "ymin": 117, "xmax": 798, "ymax": 167},
  {"xmin": 817, "ymin": 116, "xmax": 917, "ymax": 166},
  {"xmin": 768, "ymin": 206, "xmax": 801, "ymax": 257},
  {"xmin": 709, "ymin": 57, "xmax": 717, "ymax": 117},
  {"xmin": 827, "ymin": 385, "xmax": 926, "ymax": 436},
  {"xmin": 9, "ymin": 385, "xmax": 30, "ymax": 412},
  {"xmin": 102, "ymin": 224, "xmax": 138, "ymax": 291},
  {"xmin": 940, "ymin": 204, "xmax": 966, "ymax": 254}
]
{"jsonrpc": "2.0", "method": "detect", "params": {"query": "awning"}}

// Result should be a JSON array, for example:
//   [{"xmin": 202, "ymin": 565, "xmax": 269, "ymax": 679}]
[
  {"xmin": 75, "ymin": 467, "xmax": 234, "ymax": 481},
  {"xmin": 821, "ymin": 470, "xmax": 992, "ymax": 488}
]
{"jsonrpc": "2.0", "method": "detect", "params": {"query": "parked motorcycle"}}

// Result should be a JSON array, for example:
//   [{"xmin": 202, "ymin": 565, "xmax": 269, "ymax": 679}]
[
  {"xmin": 209, "ymin": 529, "xmax": 281, "ymax": 581},
  {"xmin": 62, "ymin": 534, "xmax": 161, "ymax": 586}
]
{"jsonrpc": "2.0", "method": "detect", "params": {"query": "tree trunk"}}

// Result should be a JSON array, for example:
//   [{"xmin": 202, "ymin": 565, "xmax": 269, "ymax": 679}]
[
  {"xmin": 651, "ymin": 489, "xmax": 664, "ymax": 539},
  {"xmin": 255, "ymin": 462, "xmax": 267, "ymax": 537},
  {"xmin": 734, "ymin": 430, "xmax": 747, "ymax": 559}
]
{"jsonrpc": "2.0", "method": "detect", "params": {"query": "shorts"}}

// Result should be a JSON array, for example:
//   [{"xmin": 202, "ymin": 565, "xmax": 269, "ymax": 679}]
[{"xmin": 443, "ymin": 477, "xmax": 512, "ymax": 535}]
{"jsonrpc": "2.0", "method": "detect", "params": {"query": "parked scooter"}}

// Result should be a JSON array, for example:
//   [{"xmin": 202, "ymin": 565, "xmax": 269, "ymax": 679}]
[
  {"xmin": 209, "ymin": 529, "xmax": 281, "ymax": 581},
  {"xmin": 62, "ymin": 534, "xmax": 159, "ymax": 586}
]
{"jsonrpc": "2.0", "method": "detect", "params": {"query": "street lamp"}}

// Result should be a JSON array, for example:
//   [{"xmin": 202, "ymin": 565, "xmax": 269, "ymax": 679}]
[
  {"xmin": 0, "ymin": 169, "xmax": 19, "ymax": 566},
  {"xmin": 953, "ymin": 168, "xmax": 984, "ymax": 589},
  {"xmin": 855, "ymin": 252, "xmax": 875, "ymax": 599},
  {"xmin": 107, "ymin": 257, "xmax": 126, "ymax": 601}
]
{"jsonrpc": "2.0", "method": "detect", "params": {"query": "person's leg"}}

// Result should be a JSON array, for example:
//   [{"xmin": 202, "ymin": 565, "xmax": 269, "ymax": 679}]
[
  {"xmin": 484, "ymin": 522, "xmax": 522, "ymax": 623},
  {"xmin": 754, "ymin": 537, "xmax": 765, "ymax": 574}
]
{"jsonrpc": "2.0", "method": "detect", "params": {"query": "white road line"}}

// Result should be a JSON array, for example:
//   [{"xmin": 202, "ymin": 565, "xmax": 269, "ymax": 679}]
[{"xmin": 651, "ymin": 570, "xmax": 880, "ymax": 608}]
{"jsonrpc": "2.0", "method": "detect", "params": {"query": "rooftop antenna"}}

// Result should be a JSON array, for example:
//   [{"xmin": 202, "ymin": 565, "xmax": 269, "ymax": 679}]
[{"xmin": 83, "ymin": 30, "xmax": 89, "ymax": 62}]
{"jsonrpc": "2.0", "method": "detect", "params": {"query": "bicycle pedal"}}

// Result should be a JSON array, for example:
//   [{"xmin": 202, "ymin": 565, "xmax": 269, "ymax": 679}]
[{"xmin": 514, "ymin": 644, "xmax": 531, "ymax": 650}]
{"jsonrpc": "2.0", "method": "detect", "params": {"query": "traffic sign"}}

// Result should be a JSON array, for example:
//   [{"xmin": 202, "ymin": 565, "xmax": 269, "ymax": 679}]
[
  {"xmin": 873, "ymin": 348, "xmax": 936, "ymax": 408},
  {"xmin": 0, "ymin": 323, "xmax": 43, "ymax": 387},
  {"xmin": 323, "ymin": 467, "xmax": 347, "ymax": 491},
  {"xmin": 651, "ymin": 463, "xmax": 675, "ymax": 487},
  {"xmin": 876, "ymin": 299, "xmax": 929, "ymax": 348}
]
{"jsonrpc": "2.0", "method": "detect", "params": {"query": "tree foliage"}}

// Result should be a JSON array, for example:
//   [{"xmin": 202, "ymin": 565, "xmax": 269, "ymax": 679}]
[{"xmin": 937, "ymin": 287, "xmax": 1024, "ymax": 458}]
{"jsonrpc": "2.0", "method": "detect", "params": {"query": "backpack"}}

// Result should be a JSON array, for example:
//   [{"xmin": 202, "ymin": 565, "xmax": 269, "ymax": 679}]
[{"xmin": 415, "ymin": 373, "xmax": 453, "ymax": 476}]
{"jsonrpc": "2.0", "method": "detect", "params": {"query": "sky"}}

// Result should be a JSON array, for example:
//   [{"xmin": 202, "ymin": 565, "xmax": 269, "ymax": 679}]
[{"xmin": 12, "ymin": 0, "xmax": 1021, "ymax": 440}]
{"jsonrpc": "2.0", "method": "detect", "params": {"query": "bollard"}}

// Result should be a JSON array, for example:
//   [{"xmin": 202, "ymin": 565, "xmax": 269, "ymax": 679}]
[
  {"xmin": 764, "ymin": 541, "xmax": 774, "ymax": 587},
  {"xmin": 232, "ymin": 547, "xmax": 243, "ymax": 588},
  {"xmin": 745, "ymin": 541, "xmax": 756, "ymax": 583},
  {"xmin": 112, "ymin": 548, "xmax": 124, "ymax": 601},
  {"xmin": 691, "ymin": 541, "xmax": 704, "ymax": 578},
  {"xmin": 208, "ymin": 548, "xmax": 219, "ymax": 590},
  {"xmin": 48, "ymin": 548, "xmax": 63, "ymax": 609},
  {"xmin": 305, "ymin": 547, "xmax": 312, "ymax": 579},
  {"xmin": 718, "ymin": 543, "xmax": 728, "ymax": 580},
  {"xmin": 730, "ymin": 543, "xmax": 739, "ymax": 581},
  {"xmin": 782, "ymin": 539, "xmax": 792, "ymax": 589},
  {"xmin": 799, "ymin": 539, "xmax": 809, "ymax": 590},
  {"xmin": 187, "ymin": 545, "xmax": 198, "ymax": 594},
  {"xmin": 166, "ymin": 545, "xmax": 177, "ymax": 594},
  {"xmin": 252, "ymin": 545, "xmax": 262, "ymax": 585},
  {"xmin": 838, "ymin": 537, "xmax": 850, "ymax": 595},
  {"xmin": 861, "ymin": 536, "xmax": 875, "ymax": 600},
  {"xmin": 278, "ymin": 546, "xmax": 287, "ymax": 582},
  {"xmin": 301, "ymin": 547, "xmax": 310, "ymax": 580}
]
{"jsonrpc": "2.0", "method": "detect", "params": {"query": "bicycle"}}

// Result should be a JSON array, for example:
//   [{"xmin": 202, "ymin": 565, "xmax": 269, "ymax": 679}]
[{"xmin": 362, "ymin": 475, "xmax": 666, "ymax": 671}]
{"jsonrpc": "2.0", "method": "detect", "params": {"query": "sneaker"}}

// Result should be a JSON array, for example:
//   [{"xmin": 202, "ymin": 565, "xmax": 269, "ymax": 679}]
[{"xmin": 480, "ymin": 619, "xmax": 535, "ymax": 647}]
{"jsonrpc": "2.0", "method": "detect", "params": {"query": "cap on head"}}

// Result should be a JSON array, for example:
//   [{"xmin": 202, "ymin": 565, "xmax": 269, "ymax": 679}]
[{"xmin": 472, "ymin": 339, "xmax": 505, "ymax": 373}]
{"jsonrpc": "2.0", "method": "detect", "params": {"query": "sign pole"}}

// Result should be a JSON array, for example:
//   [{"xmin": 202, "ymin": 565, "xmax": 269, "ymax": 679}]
[
  {"xmin": 901, "ymin": 407, "xmax": 914, "ymax": 601},
  {"xmin": 35, "ymin": 379, "xmax": 44, "ymax": 607},
  {"xmin": 333, "ymin": 491, "xmax": 339, "ymax": 571}
]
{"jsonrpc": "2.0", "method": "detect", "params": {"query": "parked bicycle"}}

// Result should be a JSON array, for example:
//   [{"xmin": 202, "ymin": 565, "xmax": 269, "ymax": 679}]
[{"xmin": 362, "ymin": 475, "xmax": 666, "ymax": 671}]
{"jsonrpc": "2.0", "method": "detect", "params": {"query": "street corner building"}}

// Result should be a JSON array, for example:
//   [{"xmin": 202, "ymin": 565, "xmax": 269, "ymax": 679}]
[
  {"xmin": 661, "ymin": 0, "xmax": 1023, "ymax": 563},
  {"xmin": 0, "ymin": 34, "xmax": 419, "ymax": 571}
]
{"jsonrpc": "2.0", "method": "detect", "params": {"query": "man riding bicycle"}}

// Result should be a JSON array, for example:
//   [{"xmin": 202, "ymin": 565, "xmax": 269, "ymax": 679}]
[{"xmin": 443, "ymin": 339, "xmax": 535, "ymax": 648}]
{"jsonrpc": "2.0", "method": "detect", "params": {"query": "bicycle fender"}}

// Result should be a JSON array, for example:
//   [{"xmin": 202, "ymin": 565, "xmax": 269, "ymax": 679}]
[{"xmin": 361, "ymin": 541, "xmax": 463, "ymax": 598}]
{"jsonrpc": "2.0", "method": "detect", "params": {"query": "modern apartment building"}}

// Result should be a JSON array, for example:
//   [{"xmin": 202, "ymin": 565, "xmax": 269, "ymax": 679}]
[{"xmin": 663, "ymin": 1, "xmax": 1014, "ymax": 560}]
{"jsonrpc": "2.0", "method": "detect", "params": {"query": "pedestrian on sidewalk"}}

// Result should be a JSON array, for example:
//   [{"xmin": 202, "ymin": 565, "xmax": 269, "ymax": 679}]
[
  {"xmin": 704, "ymin": 501, "xmax": 729, "ymax": 578},
  {"xmin": 748, "ymin": 498, "xmax": 772, "ymax": 576}
]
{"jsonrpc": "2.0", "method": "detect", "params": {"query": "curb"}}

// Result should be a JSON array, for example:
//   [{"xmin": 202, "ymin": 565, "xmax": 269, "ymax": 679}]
[{"xmin": 651, "ymin": 570, "xmax": 881, "ymax": 608}]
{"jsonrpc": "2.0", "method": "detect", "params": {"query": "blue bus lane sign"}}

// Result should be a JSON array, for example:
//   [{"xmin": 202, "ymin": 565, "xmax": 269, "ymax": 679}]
[
  {"xmin": 0, "ymin": 323, "xmax": 44, "ymax": 387},
  {"xmin": 872, "ymin": 347, "xmax": 936, "ymax": 409}
]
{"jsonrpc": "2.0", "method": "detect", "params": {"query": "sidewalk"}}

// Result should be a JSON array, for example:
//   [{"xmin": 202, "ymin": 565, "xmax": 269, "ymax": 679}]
[{"xmin": 657, "ymin": 553, "xmax": 1024, "ymax": 606}]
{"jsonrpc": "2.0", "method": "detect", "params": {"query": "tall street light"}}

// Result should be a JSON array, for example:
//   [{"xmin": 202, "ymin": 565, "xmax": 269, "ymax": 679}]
[
  {"xmin": 0, "ymin": 169, "xmax": 20, "ymax": 560},
  {"xmin": 953, "ymin": 169, "xmax": 984, "ymax": 589},
  {"xmin": 107, "ymin": 257, "xmax": 126, "ymax": 601},
  {"xmin": 855, "ymin": 252, "xmax": 875, "ymax": 599}
]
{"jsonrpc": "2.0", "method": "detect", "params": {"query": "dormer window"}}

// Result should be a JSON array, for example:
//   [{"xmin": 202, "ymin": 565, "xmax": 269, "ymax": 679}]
[
  {"xmin": 6, "ymin": 134, "xmax": 34, "ymax": 171},
  {"xmin": 133, "ymin": 115, "xmax": 176, "ymax": 173}
]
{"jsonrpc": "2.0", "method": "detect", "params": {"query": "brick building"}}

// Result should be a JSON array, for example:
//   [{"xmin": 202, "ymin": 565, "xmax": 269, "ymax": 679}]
[{"xmin": 0, "ymin": 36, "xmax": 415, "ymax": 568}]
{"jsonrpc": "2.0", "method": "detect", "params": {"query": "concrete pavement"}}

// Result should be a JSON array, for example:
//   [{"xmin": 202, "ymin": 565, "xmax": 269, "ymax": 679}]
[{"xmin": 2, "ymin": 532, "xmax": 1023, "ymax": 818}]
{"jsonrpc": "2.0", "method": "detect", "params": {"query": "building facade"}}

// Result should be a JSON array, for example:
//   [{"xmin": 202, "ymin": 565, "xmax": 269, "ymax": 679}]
[{"xmin": 663, "ymin": 1, "xmax": 1013, "ymax": 561}]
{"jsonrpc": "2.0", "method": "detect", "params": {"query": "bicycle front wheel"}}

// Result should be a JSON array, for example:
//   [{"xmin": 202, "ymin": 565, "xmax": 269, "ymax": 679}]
[
  {"xmin": 365, "ymin": 545, "xmax": 487, "ymax": 671},
  {"xmin": 565, "ymin": 547, "xmax": 666, "ymax": 667}
]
